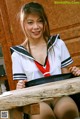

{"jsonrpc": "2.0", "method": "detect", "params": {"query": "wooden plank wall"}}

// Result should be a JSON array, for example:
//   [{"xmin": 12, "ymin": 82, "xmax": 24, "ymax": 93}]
[{"xmin": 0, "ymin": 0, "xmax": 80, "ymax": 90}]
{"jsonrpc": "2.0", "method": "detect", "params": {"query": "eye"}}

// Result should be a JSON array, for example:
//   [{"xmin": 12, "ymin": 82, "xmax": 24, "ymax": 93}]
[
  {"xmin": 38, "ymin": 19, "xmax": 43, "ymax": 23},
  {"xmin": 27, "ymin": 21, "xmax": 33, "ymax": 24}
]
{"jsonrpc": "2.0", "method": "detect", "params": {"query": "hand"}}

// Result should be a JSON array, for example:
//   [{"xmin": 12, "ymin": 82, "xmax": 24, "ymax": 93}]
[
  {"xmin": 16, "ymin": 80, "xmax": 27, "ymax": 89},
  {"xmin": 69, "ymin": 66, "xmax": 80, "ymax": 76}
]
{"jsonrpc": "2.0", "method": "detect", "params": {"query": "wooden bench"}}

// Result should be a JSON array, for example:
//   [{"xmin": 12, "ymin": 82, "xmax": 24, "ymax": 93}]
[{"xmin": 0, "ymin": 76, "xmax": 80, "ymax": 119}]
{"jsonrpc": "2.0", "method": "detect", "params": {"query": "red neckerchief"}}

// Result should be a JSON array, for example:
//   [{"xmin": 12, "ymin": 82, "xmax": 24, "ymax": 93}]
[{"xmin": 34, "ymin": 57, "xmax": 51, "ymax": 77}]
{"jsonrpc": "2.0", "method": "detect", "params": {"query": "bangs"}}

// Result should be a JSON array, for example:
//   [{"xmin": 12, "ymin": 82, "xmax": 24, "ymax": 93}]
[
  {"xmin": 23, "ymin": 2, "xmax": 44, "ymax": 12},
  {"xmin": 23, "ymin": 5, "xmax": 45, "ymax": 22}
]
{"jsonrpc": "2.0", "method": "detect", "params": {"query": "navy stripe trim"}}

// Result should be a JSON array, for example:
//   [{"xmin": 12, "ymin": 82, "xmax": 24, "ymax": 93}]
[
  {"xmin": 10, "ymin": 46, "xmax": 34, "ymax": 59},
  {"xmin": 61, "ymin": 57, "xmax": 73, "ymax": 68},
  {"xmin": 13, "ymin": 73, "xmax": 26, "ymax": 76},
  {"xmin": 13, "ymin": 76, "xmax": 26, "ymax": 79},
  {"xmin": 47, "ymin": 34, "xmax": 60, "ymax": 50},
  {"xmin": 13, "ymin": 73, "xmax": 27, "ymax": 80},
  {"xmin": 62, "ymin": 59, "xmax": 73, "ymax": 67},
  {"xmin": 13, "ymin": 78, "xmax": 27, "ymax": 80},
  {"xmin": 61, "ymin": 57, "xmax": 71, "ymax": 64},
  {"xmin": 10, "ymin": 34, "xmax": 60, "ymax": 60}
]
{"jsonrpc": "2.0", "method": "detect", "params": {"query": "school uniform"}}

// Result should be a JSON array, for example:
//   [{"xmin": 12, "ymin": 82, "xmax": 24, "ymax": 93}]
[
  {"xmin": 11, "ymin": 34, "xmax": 80, "ymax": 113},
  {"xmin": 10, "ymin": 34, "xmax": 73, "ymax": 81}
]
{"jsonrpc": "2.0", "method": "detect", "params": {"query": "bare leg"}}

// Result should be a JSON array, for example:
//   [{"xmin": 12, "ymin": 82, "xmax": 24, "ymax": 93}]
[
  {"xmin": 54, "ymin": 96, "xmax": 79, "ymax": 119},
  {"xmin": 30, "ymin": 102, "xmax": 56, "ymax": 119}
]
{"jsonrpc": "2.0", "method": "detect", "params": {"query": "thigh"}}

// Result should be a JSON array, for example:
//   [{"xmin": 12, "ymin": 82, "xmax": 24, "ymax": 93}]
[
  {"xmin": 54, "ymin": 96, "xmax": 79, "ymax": 118},
  {"xmin": 30, "ymin": 102, "xmax": 56, "ymax": 119}
]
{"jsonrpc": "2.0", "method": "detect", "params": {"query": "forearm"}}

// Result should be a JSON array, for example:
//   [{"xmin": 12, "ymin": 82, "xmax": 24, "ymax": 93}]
[{"xmin": 61, "ymin": 67, "xmax": 70, "ymax": 74}]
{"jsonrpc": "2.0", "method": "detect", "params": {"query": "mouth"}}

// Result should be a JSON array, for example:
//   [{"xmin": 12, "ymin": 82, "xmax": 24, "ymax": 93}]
[{"xmin": 32, "ymin": 31, "xmax": 41, "ymax": 35}]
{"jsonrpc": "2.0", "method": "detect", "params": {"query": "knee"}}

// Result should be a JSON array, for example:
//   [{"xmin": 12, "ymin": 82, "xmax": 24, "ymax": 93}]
[
  {"xmin": 30, "ymin": 102, "xmax": 55, "ymax": 119},
  {"xmin": 40, "ymin": 102, "xmax": 55, "ymax": 119},
  {"xmin": 54, "ymin": 96, "xmax": 79, "ymax": 119}
]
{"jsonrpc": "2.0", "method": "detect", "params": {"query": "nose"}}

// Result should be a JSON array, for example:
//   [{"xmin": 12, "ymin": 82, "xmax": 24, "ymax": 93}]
[{"xmin": 33, "ymin": 22, "xmax": 39, "ymax": 29}]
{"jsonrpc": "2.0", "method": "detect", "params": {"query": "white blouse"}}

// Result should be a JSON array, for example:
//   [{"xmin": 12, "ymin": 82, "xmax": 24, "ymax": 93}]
[{"xmin": 10, "ymin": 34, "xmax": 73, "ymax": 81}]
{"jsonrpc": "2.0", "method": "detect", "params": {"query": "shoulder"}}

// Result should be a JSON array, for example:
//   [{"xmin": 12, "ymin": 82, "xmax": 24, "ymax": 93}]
[
  {"xmin": 10, "ymin": 45, "xmax": 24, "ymax": 54},
  {"xmin": 56, "ymin": 37, "xmax": 66, "ymax": 47},
  {"xmin": 48, "ymin": 34, "xmax": 65, "ymax": 50},
  {"xmin": 10, "ymin": 45, "xmax": 27, "ymax": 56},
  {"xmin": 10, "ymin": 45, "xmax": 22, "ymax": 59}
]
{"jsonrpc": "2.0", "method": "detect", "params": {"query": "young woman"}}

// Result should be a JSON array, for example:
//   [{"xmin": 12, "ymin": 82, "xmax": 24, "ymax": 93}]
[{"xmin": 10, "ymin": 2, "xmax": 80, "ymax": 119}]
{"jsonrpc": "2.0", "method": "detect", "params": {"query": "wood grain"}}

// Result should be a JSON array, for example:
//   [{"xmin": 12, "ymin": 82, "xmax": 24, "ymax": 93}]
[{"xmin": 0, "ymin": 76, "xmax": 80, "ymax": 110}]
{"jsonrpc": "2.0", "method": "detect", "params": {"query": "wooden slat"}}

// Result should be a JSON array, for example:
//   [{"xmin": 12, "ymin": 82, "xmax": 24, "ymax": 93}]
[
  {"xmin": 0, "ymin": 75, "xmax": 7, "ymax": 81},
  {"xmin": 0, "ymin": 76, "xmax": 80, "ymax": 111},
  {"xmin": 9, "ymin": 108, "xmax": 23, "ymax": 119},
  {"xmin": 23, "ymin": 103, "xmax": 40, "ymax": 115},
  {"xmin": 65, "ymin": 38, "xmax": 80, "ymax": 56},
  {"xmin": 4, "ymin": 0, "xmax": 24, "ymax": 45},
  {"xmin": 51, "ymin": 24, "xmax": 80, "ymax": 40},
  {"xmin": 72, "ymin": 56, "xmax": 80, "ymax": 67},
  {"xmin": 8, "ymin": 104, "xmax": 40, "ymax": 119},
  {"xmin": 49, "ymin": 4, "xmax": 80, "ymax": 30}
]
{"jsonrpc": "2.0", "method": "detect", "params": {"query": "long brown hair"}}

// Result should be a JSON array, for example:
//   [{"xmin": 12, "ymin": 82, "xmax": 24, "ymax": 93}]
[{"xmin": 20, "ymin": 2, "xmax": 50, "ymax": 42}]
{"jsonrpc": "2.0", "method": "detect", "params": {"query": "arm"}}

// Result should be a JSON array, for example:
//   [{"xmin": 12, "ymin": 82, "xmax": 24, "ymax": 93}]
[
  {"xmin": 11, "ymin": 52, "xmax": 27, "ymax": 89},
  {"xmin": 61, "ymin": 67, "xmax": 70, "ymax": 74},
  {"xmin": 59, "ymin": 39, "xmax": 73, "ymax": 73},
  {"xmin": 62, "ymin": 66, "xmax": 80, "ymax": 76}
]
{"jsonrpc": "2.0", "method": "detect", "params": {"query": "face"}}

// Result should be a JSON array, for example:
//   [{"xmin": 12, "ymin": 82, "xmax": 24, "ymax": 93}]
[{"xmin": 23, "ymin": 14, "xmax": 44, "ymax": 40}]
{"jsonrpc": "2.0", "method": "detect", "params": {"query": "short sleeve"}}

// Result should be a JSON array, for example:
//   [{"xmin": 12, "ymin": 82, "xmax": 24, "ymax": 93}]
[
  {"xmin": 60, "ymin": 40, "xmax": 73, "ymax": 68},
  {"xmin": 11, "ymin": 52, "xmax": 27, "ymax": 80}
]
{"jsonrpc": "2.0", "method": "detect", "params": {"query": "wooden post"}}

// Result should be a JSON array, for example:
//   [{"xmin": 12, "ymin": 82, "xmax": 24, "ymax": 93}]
[
  {"xmin": 9, "ymin": 108, "xmax": 23, "ymax": 119},
  {"xmin": 23, "ymin": 103, "xmax": 40, "ymax": 115}
]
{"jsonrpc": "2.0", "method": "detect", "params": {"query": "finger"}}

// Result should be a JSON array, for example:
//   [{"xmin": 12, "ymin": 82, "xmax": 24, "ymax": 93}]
[
  {"xmin": 18, "ymin": 80, "xmax": 24, "ymax": 83},
  {"xmin": 77, "ymin": 71, "xmax": 80, "ymax": 76},
  {"xmin": 17, "ymin": 83, "xmax": 24, "ymax": 87},
  {"xmin": 16, "ymin": 86, "xmax": 25, "ymax": 89},
  {"xmin": 69, "ymin": 66, "xmax": 74, "ymax": 71},
  {"xmin": 17, "ymin": 81, "xmax": 25, "ymax": 89},
  {"xmin": 23, "ymin": 80, "xmax": 27, "ymax": 83},
  {"xmin": 75, "ymin": 70, "xmax": 80, "ymax": 76},
  {"xmin": 72, "ymin": 70, "xmax": 80, "ymax": 76},
  {"xmin": 16, "ymin": 83, "xmax": 25, "ymax": 89},
  {"xmin": 18, "ymin": 80, "xmax": 26, "ymax": 85},
  {"xmin": 69, "ymin": 66, "xmax": 77, "ymax": 72}
]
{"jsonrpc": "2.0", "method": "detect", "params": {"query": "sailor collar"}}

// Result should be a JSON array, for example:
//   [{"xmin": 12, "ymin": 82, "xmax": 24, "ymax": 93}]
[{"xmin": 10, "ymin": 34, "xmax": 60, "ymax": 59}]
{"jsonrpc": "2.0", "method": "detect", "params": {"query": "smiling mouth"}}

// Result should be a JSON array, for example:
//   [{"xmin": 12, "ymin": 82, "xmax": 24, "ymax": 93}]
[{"xmin": 33, "ymin": 31, "xmax": 41, "ymax": 35}]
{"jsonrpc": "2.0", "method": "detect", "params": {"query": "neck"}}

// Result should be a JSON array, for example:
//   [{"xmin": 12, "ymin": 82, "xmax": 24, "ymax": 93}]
[
  {"xmin": 26, "ymin": 37, "xmax": 47, "ymax": 54},
  {"xmin": 28, "ymin": 37, "xmax": 47, "ymax": 47}
]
